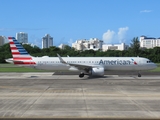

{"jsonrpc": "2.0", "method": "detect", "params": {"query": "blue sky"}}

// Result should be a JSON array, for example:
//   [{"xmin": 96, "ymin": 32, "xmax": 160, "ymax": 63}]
[{"xmin": 1, "ymin": 0, "xmax": 160, "ymax": 48}]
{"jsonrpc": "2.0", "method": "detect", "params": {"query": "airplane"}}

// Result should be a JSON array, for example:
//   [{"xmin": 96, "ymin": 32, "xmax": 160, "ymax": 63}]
[{"xmin": 6, "ymin": 37, "xmax": 157, "ymax": 78}]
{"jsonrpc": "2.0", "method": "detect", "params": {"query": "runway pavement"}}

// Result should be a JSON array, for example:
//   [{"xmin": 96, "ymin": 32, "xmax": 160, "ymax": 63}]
[{"xmin": 0, "ymin": 72, "xmax": 160, "ymax": 119}]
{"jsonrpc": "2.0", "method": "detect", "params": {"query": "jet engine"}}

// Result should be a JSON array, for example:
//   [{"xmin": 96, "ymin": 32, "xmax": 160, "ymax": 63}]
[
  {"xmin": 79, "ymin": 67, "xmax": 104, "ymax": 78},
  {"xmin": 90, "ymin": 67, "xmax": 104, "ymax": 76}
]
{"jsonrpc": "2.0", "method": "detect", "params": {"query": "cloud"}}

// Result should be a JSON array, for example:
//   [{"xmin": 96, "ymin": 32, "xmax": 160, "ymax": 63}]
[
  {"xmin": 0, "ymin": 28, "xmax": 4, "ymax": 31},
  {"xmin": 118, "ymin": 27, "xmax": 129, "ymax": 43},
  {"xmin": 140, "ymin": 10, "xmax": 152, "ymax": 13},
  {"xmin": 29, "ymin": 35, "xmax": 42, "ymax": 48},
  {"xmin": 68, "ymin": 39, "xmax": 73, "ymax": 46},
  {"xmin": 102, "ymin": 27, "xmax": 129, "ymax": 44},
  {"xmin": 0, "ymin": 28, "xmax": 12, "ymax": 31},
  {"xmin": 15, "ymin": 28, "xmax": 47, "ymax": 31},
  {"xmin": 0, "ymin": 28, "xmax": 47, "ymax": 31},
  {"xmin": 102, "ymin": 30, "xmax": 115, "ymax": 43}
]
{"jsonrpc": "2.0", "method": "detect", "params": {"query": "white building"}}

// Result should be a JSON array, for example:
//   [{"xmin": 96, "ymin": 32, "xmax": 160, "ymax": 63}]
[
  {"xmin": 0, "ymin": 36, "xmax": 8, "ymax": 46},
  {"xmin": 102, "ymin": 43, "xmax": 128, "ymax": 51},
  {"xmin": 58, "ymin": 44, "xmax": 68, "ymax": 49},
  {"xmin": 42, "ymin": 34, "xmax": 53, "ymax": 49},
  {"xmin": 16, "ymin": 32, "xmax": 28, "ymax": 43},
  {"xmin": 140, "ymin": 36, "xmax": 160, "ymax": 49},
  {"xmin": 22, "ymin": 43, "xmax": 36, "ymax": 47},
  {"xmin": 0, "ymin": 36, "xmax": 5, "ymax": 46},
  {"xmin": 72, "ymin": 38, "xmax": 103, "ymax": 51}
]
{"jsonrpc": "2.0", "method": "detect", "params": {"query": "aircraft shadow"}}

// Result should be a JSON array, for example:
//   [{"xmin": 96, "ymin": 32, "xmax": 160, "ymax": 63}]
[{"xmin": 81, "ymin": 75, "xmax": 109, "ymax": 80}]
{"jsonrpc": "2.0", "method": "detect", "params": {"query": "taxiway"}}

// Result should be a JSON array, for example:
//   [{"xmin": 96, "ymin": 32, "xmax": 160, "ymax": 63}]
[{"xmin": 0, "ymin": 72, "xmax": 160, "ymax": 119}]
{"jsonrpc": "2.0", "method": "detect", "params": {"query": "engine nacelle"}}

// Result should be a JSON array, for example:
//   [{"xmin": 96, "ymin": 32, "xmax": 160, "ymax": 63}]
[{"xmin": 91, "ymin": 67, "xmax": 104, "ymax": 76}]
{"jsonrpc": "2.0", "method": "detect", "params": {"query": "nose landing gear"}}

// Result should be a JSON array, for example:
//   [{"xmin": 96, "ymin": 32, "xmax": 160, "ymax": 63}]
[{"xmin": 138, "ymin": 71, "xmax": 141, "ymax": 77}]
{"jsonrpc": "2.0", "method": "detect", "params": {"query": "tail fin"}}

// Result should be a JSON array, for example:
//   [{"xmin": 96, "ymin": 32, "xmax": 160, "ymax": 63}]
[{"xmin": 8, "ymin": 37, "xmax": 35, "ymax": 65}]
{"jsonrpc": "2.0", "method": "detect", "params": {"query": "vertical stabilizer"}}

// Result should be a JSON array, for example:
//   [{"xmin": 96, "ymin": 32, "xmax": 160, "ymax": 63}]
[{"xmin": 8, "ymin": 37, "xmax": 35, "ymax": 65}]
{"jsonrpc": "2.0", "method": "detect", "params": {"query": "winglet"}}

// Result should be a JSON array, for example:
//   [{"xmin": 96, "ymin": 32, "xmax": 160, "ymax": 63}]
[{"xmin": 57, "ymin": 54, "xmax": 67, "ymax": 64}]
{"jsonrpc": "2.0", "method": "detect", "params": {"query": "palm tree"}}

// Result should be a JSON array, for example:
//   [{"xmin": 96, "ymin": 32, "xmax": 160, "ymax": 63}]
[{"xmin": 130, "ymin": 37, "xmax": 140, "ymax": 56}]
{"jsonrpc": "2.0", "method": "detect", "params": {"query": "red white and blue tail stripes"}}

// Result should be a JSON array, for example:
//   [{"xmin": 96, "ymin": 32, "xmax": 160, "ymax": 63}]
[{"xmin": 8, "ymin": 37, "xmax": 36, "ymax": 65}]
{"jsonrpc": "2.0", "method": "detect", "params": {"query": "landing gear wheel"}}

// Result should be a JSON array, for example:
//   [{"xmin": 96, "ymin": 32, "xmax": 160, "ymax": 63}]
[
  {"xmin": 138, "ymin": 73, "xmax": 141, "ymax": 77},
  {"xmin": 79, "ymin": 73, "xmax": 84, "ymax": 78}
]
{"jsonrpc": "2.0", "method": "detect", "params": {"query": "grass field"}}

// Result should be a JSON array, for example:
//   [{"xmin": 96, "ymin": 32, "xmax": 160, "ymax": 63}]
[
  {"xmin": 0, "ymin": 64, "xmax": 47, "ymax": 72},
  {"xmin": 0, "ymin": 63, "xmax": 160, "ymax": 72},
  {"xmin": 0, "ymin": 67, "xmax": 47, "ymax": 72}
]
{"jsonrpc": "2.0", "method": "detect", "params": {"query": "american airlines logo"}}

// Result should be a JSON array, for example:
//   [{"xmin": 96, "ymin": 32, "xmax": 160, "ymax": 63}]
[
  {"xmin": 99, "ymin": 59, "xmax": 131, "ymax": 65},
  {"xmin": 99, "ymin": 58, "xmax": 138, "ymax": 65},
  {"xmin": 131, "ymin": 58, "xmax": 137, "ymax": 65}
]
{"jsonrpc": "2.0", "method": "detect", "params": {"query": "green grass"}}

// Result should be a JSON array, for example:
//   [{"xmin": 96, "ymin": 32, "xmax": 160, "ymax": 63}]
[
  {"xmin": 0, "ymin": 64, "xmax": 19, "ymax": 67},
  {"xmin": 0, "ymin": 67, "xmax": 47, "ymax": 72},
  {"xmin": 150, "ymin": 68, "xmax": 160, "ymax": 72},
  {"xmin": 0, "ymin": 64, "xmax": 48, "ymax": 72},
  {"xmin": 0, "ymin": 63, "xmax": 160, "ymax": 72}
]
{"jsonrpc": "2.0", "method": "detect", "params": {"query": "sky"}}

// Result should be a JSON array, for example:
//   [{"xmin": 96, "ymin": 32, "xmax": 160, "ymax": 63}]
[{"xmin": 1, "ymin": 0, "xmax": 160, "ymax": 48}]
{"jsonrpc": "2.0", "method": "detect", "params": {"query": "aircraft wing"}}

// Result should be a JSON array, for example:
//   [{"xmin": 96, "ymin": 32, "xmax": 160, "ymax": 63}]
[
  {"xmin": 67, "ymin": 63, "xmax": 100, "ymax": 70},
  {"xmin": 57, "ymin": 54, "xmax": 100, "ymax": 70}
]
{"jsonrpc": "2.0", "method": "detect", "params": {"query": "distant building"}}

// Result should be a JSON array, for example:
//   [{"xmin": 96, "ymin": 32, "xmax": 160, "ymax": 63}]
[
  {"xmin": 4, "ymin": 36, "xmax": 8, "ymax": 44},
  {"xmin": 42, "ymin": 34, "xmax": 53, "ymax": 49},
  {"xmin": 22, "ymin": 43, "xmax": 36, "ymax": 47},
  {"xmin": 16, "ymin": 32, "xmax": 28, "ymax": 43},
  {"xmin": 102, "ymin": 43, "xmax": 128, "ymax": 51},
  {"xmin": 72, "ymin": 38, "xmax": 103, "ymax": 51},
  {"xmin": 58, "ymin": 44, "xmax": 68, "ymax": 49},
  {"xmin": 0, "ymin": 36, "xmax": 7, "ymax": 46},
  {"xmin": 140, "ymin": 36, "xmax": 160, "ymax": 49}
]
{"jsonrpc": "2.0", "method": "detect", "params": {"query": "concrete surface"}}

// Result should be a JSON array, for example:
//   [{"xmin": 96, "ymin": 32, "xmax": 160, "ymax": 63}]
[{"xmin": 0, "ymin": 73, "xmax": 160, "ymax": 119}]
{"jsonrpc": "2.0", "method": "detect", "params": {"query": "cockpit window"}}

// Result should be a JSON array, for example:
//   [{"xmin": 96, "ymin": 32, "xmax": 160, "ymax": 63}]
[{"xmin": 147, "ymin": 61, "xmax": 152, "ymax": 63}]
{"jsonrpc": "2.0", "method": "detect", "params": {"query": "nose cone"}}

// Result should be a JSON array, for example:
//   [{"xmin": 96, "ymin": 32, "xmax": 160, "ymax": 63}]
[
  {"xmin": 151, "ymin": 63, "xmax": 157, "ymax": 69},
  {"xmin": 5, "ymin": 58, "xmax": 14, "ymax": 64},
  {"xmin": 153, "ymin": 63, "xmax": 157, "ymax": 69}
]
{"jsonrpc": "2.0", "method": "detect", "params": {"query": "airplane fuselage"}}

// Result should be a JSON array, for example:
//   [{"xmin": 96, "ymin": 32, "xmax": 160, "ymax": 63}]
[
  {"xmin": 9, "ymin": 56, "xmax": 156, "ymax": 71},
  {"xmin": 6, "ymin": 37, "xmax": 157, "ymax": 78}
]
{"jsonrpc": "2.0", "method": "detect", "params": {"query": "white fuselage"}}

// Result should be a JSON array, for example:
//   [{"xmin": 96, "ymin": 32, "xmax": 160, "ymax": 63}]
[{"xmin": 21, "ymin": 56, "xmax": 156, "ymax": 71}]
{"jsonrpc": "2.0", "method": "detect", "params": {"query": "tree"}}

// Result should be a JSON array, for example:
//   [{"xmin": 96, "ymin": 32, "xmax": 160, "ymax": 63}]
[
  {"xmin": 130, "ymin": 37, "xmax": 140, "ymax": 56},
  {"xmin": 0, "ymin": 43, "xmax": 12, "ymax": 63},
  {"xmin": 1, "ymin": 37, "xmax": 160, "ymax": 63},
  {"xmin": 64, "ymin": 45, "xmax": 71, "ymax": 51}
]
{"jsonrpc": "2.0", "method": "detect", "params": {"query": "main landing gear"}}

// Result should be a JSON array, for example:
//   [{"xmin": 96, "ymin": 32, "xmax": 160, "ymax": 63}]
[{"xmin": 79, "ymin": 72, "xmax": 84, "ymax": 78}]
